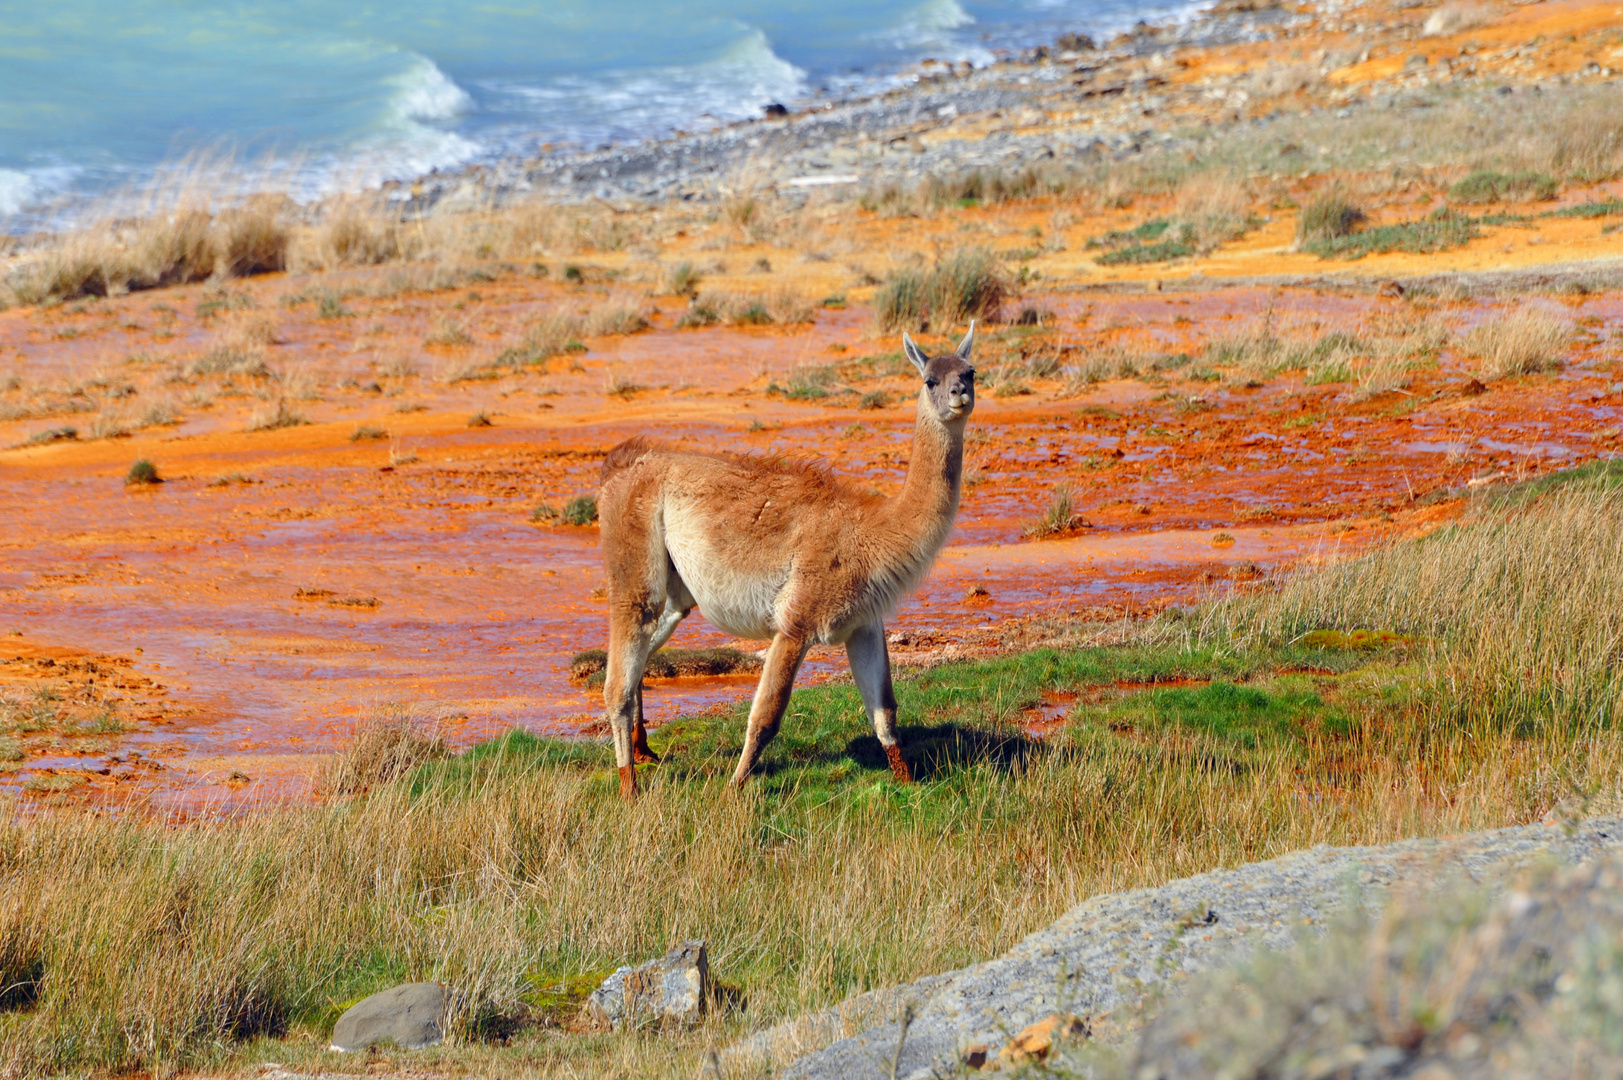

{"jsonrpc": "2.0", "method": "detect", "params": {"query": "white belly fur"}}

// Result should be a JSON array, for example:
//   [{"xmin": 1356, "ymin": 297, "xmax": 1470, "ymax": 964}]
[{"xmin": 663, "ymin": 504, "xmax": 789, "ymax": 640}]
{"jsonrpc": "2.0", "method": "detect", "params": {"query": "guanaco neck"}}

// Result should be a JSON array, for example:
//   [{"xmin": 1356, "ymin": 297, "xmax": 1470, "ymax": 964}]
[{"xmin": 878, "ymin": 398, "xmax": 965, "ymax": 561}]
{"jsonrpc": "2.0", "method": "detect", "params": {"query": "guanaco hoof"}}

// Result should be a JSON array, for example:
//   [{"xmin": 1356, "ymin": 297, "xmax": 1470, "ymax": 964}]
[{"xmin": 885, "ymin": 744, "xmax": 913, "ymax": 783}]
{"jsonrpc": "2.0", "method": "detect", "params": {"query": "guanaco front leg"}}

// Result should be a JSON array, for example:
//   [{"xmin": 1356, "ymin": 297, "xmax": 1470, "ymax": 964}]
[
  {"xmin": 845, "ymin": 619, "xmax": 912, "ymax": 783},
  {"xmin": 604, "ymin": 610, "xmax": 657, "ymax": 800},
  {"xmin": 730, "ymin": 632, "xmax": 810, "ymax": 787}
]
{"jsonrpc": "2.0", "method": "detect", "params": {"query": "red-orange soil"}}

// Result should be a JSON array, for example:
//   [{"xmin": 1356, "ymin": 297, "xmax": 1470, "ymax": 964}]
[{"xmin": 2, "ymin": 268, "xmax": 1618, "ymax": 807}]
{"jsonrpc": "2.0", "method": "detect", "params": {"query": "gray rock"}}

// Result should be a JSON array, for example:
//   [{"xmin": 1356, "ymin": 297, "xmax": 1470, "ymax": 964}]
[
  {"xmin": 587, "ymin": 940, "xmax": 709, "ymax": 1030},
  {"xmin": 739, "ymin": 816, "xmax": 1623, "ymax": 1080},
  {"xmin": 329, "ymin": 982, "xmax": 446, "ymax": 1052}
]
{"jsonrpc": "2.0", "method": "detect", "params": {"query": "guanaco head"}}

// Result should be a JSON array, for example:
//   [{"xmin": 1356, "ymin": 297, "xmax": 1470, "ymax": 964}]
[{"xmin": 902, "ymin": 322, "xmax": 976, "ymax": 425}]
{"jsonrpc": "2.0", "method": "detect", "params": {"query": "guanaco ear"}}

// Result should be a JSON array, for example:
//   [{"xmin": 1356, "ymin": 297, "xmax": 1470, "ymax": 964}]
[
  {"xmin": 902, "ymin": 332, "xmax": 930, "ymax": 375},
  {"xmin": 955, "ymin": 320, "xmax": 976, "ymax": 360}
]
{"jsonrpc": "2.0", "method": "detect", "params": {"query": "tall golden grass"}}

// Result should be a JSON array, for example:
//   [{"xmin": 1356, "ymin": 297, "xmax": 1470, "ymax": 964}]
[{"xmin": 1181, "ymin": 482, "xmax": 1623, "ymax": 731}]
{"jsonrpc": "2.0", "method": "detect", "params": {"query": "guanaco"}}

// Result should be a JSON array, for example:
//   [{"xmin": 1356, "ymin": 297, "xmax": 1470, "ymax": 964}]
[{"xmin": 596, "ymin": 324, "xmax": 976, "ymax": 797}]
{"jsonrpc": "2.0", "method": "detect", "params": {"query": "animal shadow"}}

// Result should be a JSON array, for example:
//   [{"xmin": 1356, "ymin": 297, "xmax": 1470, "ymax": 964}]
[{"xmin": 845, "ymin": 722, "xmax": 1038, "ymax": 782}]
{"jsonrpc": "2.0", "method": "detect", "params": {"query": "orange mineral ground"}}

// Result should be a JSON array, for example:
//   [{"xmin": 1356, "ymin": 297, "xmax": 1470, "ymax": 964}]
[
  {"xmin": 3, "ymin": 268, "xmax": 1619, "ymax": 808},
  {"xmin": 4, "ymin": 0, "xmax": 1623, "ymax": 807}
]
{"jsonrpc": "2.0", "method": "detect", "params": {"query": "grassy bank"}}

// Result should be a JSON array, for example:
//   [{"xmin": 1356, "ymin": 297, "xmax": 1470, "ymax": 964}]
[{"xmin": 2, "ymin": 477, "xmax": 1622, "ymax": 1078}]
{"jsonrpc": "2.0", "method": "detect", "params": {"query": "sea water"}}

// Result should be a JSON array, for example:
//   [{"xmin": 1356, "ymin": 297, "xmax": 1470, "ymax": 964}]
[{"xmin": 0, "ymin": 0, "xmax": 1194, "ymax": 222}]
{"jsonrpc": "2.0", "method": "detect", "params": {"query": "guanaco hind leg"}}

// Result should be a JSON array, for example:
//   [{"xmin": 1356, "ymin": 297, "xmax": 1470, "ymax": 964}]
[
  {"xmin": 845, "ymin": 620, "xmax": 912, "ymax": 782},
  {"xmin": 631, "ymin": 582, "xmax": 694, "ymax": 764}
]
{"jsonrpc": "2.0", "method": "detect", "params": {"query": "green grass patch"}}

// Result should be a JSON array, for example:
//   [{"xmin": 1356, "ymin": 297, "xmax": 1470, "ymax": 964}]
[
  {"xmin": 1085, "ymin": 219, "xmax": 1210, "ymax": 264},
  {"xmin": 415, "ymin": 643, "xmax": 1389, "ymax": 815},
  {"xmin": 1448, "ymin": 169, "xmax": 1558, "ymax": 204},
  {"xmin": 1542, "ymin": 198, "xmax": 1623, "ymax": 219},
  {"xmin": 1303, "ymin": 208, "xmax": 1479, "ymax": 259},
  {"xmin": 1485, "ymin": 457, "xmax": 1623, "ymax": 506}
]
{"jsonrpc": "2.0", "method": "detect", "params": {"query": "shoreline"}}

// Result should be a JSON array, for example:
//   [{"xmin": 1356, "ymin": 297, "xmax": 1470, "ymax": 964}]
[
  {"xmin": 385, "ymin": 1, "xmax": 1299, "ymax": 215},
  {"xmin": 0, "ymin": 0, "xmax": 1279, "ymax": 235}
]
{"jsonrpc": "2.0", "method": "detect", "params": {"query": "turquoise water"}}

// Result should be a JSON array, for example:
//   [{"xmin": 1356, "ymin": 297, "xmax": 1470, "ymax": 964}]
[{"xmin": 0, "ymin": 0, "xmax": 1193, "ymax": 220}]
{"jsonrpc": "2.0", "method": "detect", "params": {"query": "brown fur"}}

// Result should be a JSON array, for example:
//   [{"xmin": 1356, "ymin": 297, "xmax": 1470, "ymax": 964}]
[{"xmin": 596, "ymin": 327, "xmax": 978, "ymax": 794}]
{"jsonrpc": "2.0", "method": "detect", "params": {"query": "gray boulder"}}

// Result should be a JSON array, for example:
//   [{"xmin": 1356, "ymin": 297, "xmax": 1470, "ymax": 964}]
[
  {"xmin": 587, "ymin": 940, "xmax": 708, "ymax": 1030},
  {"xmin": 330, "ymin": 982, "xmax": 446, "ymax": 1052}
]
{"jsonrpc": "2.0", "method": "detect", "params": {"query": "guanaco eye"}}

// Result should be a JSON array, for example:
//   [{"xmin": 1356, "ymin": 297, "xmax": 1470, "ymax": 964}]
[{"xmin": 925, "ymin": 378, "xmax": 938, "ymax": 388}]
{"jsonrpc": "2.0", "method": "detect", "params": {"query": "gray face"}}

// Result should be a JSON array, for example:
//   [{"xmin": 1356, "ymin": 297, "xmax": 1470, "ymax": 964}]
[{"xmin": 903, "ymin": 324, "xmax": 977, "ymax": 424}]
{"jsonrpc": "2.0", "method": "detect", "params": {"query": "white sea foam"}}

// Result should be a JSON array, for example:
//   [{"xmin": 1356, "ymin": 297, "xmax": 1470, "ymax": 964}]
[
  {"xmin": 910, "ymin": 0, "xmax": 975, "ymax": 32},
  {"xmin": 0, "ymin": 165, "xmax": 82, "ymax": 221},
  {"xmin": 308, "ymin": 54, "xmax": 482, "ymax": 196},
  {"xmin": 390, "ymin": 54, "xmax": 475, "ymax": 123},
  {"xmin": 874, "ymin": 0, "xmax": 994, "ymax": 67},
  {"xmin": 486, "ymin": 27, "xmax": 807, "ymax": 149}
]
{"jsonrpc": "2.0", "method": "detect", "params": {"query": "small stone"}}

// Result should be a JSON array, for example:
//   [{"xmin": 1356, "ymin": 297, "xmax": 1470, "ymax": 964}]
[
  {"xmin": 997, "ymin": 1012, "xmax": 1089, "ymax": 1064},
  {"xmin": 330, "ymin": 983, "xmax": 446, "ymax": 1052},
  {"xmin": 586, "ymin": 940, "xmax": 709, "ymax": 1030}
]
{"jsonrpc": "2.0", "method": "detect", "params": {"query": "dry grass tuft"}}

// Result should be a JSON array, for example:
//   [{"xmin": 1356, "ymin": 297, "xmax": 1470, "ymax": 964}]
[
  {"xmin": 214, "ymin": 194, "xmax": 292, "ymax": 277},
  {"xmin": 1172, "ymin": 174, "xmax": 1253, "ymax": 252},
  {"xmin": 1024, "ymin": 485, "xmax": 1086, "ymax": 538},
  {"xmin": 244, "ymin": 398, "xmax": 307, "ymax": 432},
  {"xmin": 681, "ymin": 288, "xmax": 815, "ymax": 328},
  {"xmin": 1296, "ymin": 189, "xmax": 1366, "ymax": 247},
  {"xmin": 582, "ymin": 295, "xmax": 651, "ymax": 337},
  {"xmin": 873, "ymin": 247, "xmax": 1007, "ymax": 332},
  {"xmin": 294, "ymin": 196, "xmax": 413, "ymax": 271},
  {"xmin": 1463, "ymin": 308, "xmax": 1569, "ymax": 379},
  {"xmin": 314, "ymin": 706, "xmax": 449, "ymax": 796}
]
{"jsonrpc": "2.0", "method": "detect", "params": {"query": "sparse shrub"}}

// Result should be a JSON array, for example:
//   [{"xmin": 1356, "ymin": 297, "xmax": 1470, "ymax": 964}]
[
  {"xmin": 424, "ymin": 318, "xmax": 473, "ymax": 347},
  {"xmin": 873, "ymin": 247, "xmax": 1006, "ymax": 332},
  {"xmin": 350, "ymin": 425, "xmax": 388, "ymax": 442},
  {"xmin": 1172, "ymin": 174, "xmax": 1254, "ymax": 252},
  {"xmin": 124, "ymin": 459, "xmax": 160, "ymax": 486},
  {"xmin": 604, "ymin": 369, "xmax": 644, "ymax": 398},
  {"xmin": 1087, "ymin": 220, "xmax": 1196, "ymax": 265},
  {"xmin": 315, "ymin": 290, "xmax": 354, "ymax": 320},
  {"xmin": 583, "ymin": 297, "xmax": 650, "ymax": 337},
  {"xmin": 26, "ymin": 426, "xmax": 78, "ymax": 445},
  {"xmin": 1024, "ymin": 484, "xmax": 1085, "ymax": 538},
  {"xmin": 780, "ymin": 365, "xmax": 836, "ymax": 400},
  {"xmin": 665, "ymin": 261, "xmax": 701, "ymax": 296},
  {"xmin": 135, "ymin": 208, "xmax": 217, "ymax": 289},
  {"xmin": 1449, "ymin": 169, "xmax": 1559, "ymax": 204},
  {"xmin": 187, "ymin": 345, "xmax": 268, "ymax": 379},
  {"xmin": 499, "ymin": 313, "xmax": 587, "ymax": 367},
  {"xmin": 680, "ymin": 289, "xmax": 814, "ymax": 328},
  {"xmin": 1464, "ymin": 309, "xmax": 1569, "ymax": 379},
  {"xmin": 1296, "ymin": 191, "xmax": 1366, "ymax": 246},
  {"xmin": 860, "ymin": 390, "xmax": 892, "ymax": 409},
  {"xmin": 314, "ymin": 706, "xmax": 448, "ymax": 795},
  {"xmin": 88, "ymin": 410, "xmax": 131, "ymax": 440},
  {"xmin": 1246, "ymin": 62, "xmax": 1320, "ymax": 98},
  {"xmin": 561, "ymin": 496, "xmax": 598, "ymax": 525},
  {"xmin": 214, "ymin": 194, "xmax": 290, "ymax": 277},
  {"xmin": 245, "ymin": 399, "xmax": 307, "ymax": 432},
  {"xmin": 467, "ymin": 411, "xmax": 492, "ymax": 427},
  {"xmin": 299, "ymin": 197, "xmax": 408, "ymax": 269}
]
